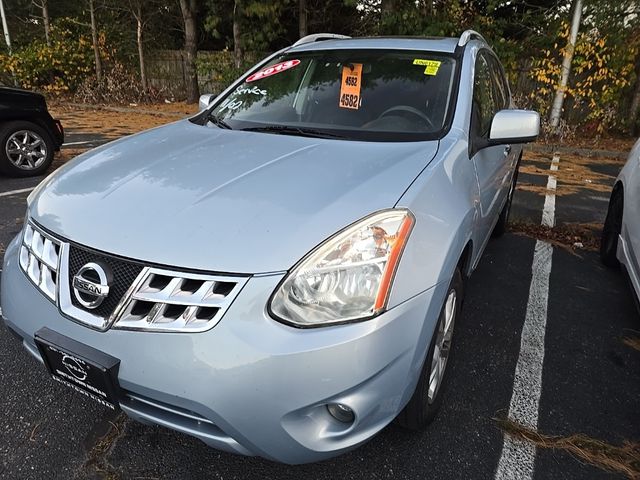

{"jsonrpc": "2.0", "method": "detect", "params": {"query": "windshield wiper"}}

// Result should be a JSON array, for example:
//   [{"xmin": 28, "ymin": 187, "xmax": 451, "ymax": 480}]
[
  {"xmin": 242, "ymin": 125, "xmax": 345, "ymax": 139},
  {"xmin": 207, "ymin": 112, "xmax": 233, "ymax": 130}
]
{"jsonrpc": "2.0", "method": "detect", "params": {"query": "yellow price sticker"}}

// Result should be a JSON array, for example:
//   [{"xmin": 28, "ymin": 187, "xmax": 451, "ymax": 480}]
[{"xmin": 413, "ymin": 59, "xmax": 441, "ymax": 76}]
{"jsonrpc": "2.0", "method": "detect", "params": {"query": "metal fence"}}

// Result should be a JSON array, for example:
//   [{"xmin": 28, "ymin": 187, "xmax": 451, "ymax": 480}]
[{"xmin": 146, "ymin": 50, "xmax": 238, "ymax": 98}]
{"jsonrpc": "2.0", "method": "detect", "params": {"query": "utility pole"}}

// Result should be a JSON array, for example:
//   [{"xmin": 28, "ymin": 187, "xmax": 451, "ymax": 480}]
[
  {"xmin": 549, "ymin": 0, "xmax": 583, "ymax": 130},
  {"xmin": 0, "ymin": 0, "xmax": 12, "ymax": 54}
]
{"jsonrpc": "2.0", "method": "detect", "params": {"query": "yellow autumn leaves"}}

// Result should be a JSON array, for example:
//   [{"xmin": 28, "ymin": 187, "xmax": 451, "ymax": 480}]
[{"xmin": 530, "ymin": 21, "xmax": 637, "ymax": 132}]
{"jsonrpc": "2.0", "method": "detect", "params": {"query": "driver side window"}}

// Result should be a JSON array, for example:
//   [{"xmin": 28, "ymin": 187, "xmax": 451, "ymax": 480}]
[{"xmin": 471, "ymin": 53, "xmax": 497, "ymax": 139}]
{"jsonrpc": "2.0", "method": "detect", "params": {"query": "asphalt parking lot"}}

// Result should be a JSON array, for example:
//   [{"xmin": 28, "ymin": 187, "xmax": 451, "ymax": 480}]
[{"xmin": 0, "ymin": 132, "xmax": 638, "ymax": 480}]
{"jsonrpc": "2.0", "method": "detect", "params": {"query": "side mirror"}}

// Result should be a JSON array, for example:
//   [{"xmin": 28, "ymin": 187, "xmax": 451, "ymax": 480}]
[
  {"xmin": 489, "ymin": 109, "xmax": 540, "ymax": 144},
  {"xmin": 199, "ymin": 93, "xmax": 215, "ymax": 111}
]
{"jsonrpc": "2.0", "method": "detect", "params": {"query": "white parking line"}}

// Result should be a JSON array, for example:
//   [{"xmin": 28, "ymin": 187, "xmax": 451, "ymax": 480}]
[
  {"xmin": 541, "ymin": 155, "xmax": 559, "ymax": 228},
  {"xmin": 0, "ymin": 187, "xmax": 35, "ymax": 198},
  {"xmin": 495, "ymin": 154, "xmax": 559, "ymax": 480},
  {"xmin": 62, "ymin": 140, "xmax": 98, "ymax": 146}
]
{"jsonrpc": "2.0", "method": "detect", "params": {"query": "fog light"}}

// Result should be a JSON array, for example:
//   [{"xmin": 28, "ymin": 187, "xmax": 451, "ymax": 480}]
[{"xmin": 327, "ymin": 403, "xmax": 355, "ymax": 423}]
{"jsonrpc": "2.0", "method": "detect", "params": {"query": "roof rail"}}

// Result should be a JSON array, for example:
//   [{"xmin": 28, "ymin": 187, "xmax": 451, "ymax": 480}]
[
  {"xmin": 457, "ymin": 30, "xmax": 487, "ymax": 47},
  {"xmin": 293, "ymin": 33, "xmax": 351, "ymax": 47}
]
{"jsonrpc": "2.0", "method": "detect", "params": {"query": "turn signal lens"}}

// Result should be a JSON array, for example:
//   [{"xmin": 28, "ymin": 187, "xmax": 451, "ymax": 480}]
[{"xmin": 269, "ymin": 209, "xmax": 414, "ymax": 327}]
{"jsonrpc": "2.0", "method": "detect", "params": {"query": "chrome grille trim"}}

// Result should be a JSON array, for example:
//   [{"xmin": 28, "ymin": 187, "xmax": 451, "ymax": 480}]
[
  {"xmin": 20, "ymin": 222, "xmax": 248, "ymax": 333},
  {"xmin": 111, "ymin": 267, "xmax": 249, "ymax": 332},
  {"xmin": 19, "ymin": 221, "xmax": 61, "ymax": 302}
]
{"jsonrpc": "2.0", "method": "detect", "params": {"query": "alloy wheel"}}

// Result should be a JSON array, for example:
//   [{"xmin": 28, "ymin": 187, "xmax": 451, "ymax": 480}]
[
  {"xmin": 5, "ymin": 130, "xmax": 48, "ymax": 170},
  {"xmin": 428, "ymin": 289, "xmax": 456, "ymax": 403}
]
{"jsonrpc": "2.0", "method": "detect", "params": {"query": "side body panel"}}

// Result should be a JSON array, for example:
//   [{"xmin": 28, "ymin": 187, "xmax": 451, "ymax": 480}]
[
  {"xmin": 390, "ymin": 41, "xmax": 523, "ymax": 314},
  {"xmin": 471, "ymin": 143, "xmax": 514, "ymax": 242},
  {"xmin": 618, "ymin": 139, "xmax": 640, "ymax": 302},
  {"xmin": 469, "ymin": 49, "xmax": 519, "ymax": 250}
]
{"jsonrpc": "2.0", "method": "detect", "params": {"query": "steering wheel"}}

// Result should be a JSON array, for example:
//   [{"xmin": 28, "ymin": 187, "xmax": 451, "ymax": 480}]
[{"xmin": 379, "ymin": 105, "xmax": 435, "ymax": 130}]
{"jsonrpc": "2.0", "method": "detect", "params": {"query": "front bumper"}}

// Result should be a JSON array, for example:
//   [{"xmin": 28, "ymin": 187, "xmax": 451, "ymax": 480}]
[{"xmin": 1, "ymin": 234, "xmax": 445, "ymax": 464}]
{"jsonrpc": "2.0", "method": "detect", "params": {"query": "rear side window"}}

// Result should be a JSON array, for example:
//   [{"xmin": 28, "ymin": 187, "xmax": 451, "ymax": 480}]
[{"xmin": 472, "ymin": 53, "xmax": 496, "ymax": 138}]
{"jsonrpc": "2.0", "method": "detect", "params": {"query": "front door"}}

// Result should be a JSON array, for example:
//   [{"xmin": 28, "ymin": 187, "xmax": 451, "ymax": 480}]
[{"xmin": 470, "ymin": 51, "xmax": 515, "ymax": 245}]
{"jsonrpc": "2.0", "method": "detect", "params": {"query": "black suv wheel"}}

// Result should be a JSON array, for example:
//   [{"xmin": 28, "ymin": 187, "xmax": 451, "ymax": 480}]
[{"xmin": 0, "ymin": 121, "xmax": 55, "ymax": 177}]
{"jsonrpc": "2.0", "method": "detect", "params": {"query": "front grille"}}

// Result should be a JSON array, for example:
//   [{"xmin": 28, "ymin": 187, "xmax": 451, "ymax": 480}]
[
  {"xmin": 68, "ymin": 245, "xmax": 144, "ymax": 319},
  {"xmin": 20, "ymin": 222, "xmax": 61, "ymax": 302},
  {"xmin": 112, "ymin": 268, "xmax": 248, "ymax": 332}
]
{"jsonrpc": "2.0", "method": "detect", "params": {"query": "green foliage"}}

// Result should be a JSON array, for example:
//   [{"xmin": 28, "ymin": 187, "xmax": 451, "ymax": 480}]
[
  {"xmin": 203, "ymin": 0, "xmax": 292, "ymax": 53},
  {"xmin": 196, "ymin": 50, "xmax": 262, "ymax": 93},
  {"xmin": 0, "ymin": 18, "xmax": 95, "ymax": 93},
  {"xmin": 528, "ymin": 16, "xmax": 639, "ymax": 133},
  {"xmin": 1, "ymin": 0, "xmax": 638, "ymax": 132}
]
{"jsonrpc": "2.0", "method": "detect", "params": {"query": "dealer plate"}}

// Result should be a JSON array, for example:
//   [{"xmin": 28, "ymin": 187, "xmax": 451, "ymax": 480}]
[{"xmin": 35, "ymin": 327, "xmax": 121, "ymax": 410}]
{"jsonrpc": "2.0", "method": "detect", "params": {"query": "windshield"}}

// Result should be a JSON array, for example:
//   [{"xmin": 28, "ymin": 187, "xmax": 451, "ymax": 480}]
[{"xmin": 208, "ymin": 49, "xmax": 457, "ymax": 142}]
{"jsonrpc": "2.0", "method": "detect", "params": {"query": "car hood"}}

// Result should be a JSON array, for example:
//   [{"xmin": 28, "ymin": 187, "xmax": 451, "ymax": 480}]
[{"xmin": 31, "ymin": 121, "xmax": 438, "ymax": 273}]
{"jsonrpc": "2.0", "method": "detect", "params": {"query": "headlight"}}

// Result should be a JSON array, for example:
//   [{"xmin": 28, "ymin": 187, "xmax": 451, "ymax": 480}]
[{"xmin": 269, "ymin": 209, "xmax": 414, "ymax": 327}]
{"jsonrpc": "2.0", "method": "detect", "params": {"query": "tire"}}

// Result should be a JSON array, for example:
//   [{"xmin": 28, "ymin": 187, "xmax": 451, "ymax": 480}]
[
  {"xmin": 492, "ymin": 157, "xmax": 521, "ymax": 238},
  {"xmin": 600, "ymin": 187, "xmax": 623, "ymax": 268},
  {"xmin": 0, "ymin": 121, "xmax": 55, "ymax": 177},
  {"xmin": 397, "ymin": 268, "xmax": 464, "ymax": 430}
]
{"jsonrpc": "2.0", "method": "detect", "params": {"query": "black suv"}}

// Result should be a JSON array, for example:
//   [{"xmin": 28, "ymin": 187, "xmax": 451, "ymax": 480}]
[{"xmin": 0, "ymin": 87, "xmax": 64, "ymax": 177}]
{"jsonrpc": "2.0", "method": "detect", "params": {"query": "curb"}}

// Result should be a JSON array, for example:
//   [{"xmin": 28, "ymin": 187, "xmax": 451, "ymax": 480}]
[
  {"xmin": 525, "ymin": 144, "xmax": 627, "ymax": 159},
  {"xmin": 60, "ymin": 102, "xmax": 195, "ymax": 119}
]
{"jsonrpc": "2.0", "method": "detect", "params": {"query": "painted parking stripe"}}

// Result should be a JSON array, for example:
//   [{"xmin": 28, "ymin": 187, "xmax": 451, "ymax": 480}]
[
  {"xmin": 62, "ymin": 140, "xmax": 99, "ymax": 146},
  {"xmin": 0, "ymin": 187, "xmax": 35, "ymax": 198},
  {"xmin": 495, "ymin": 154, "xmax": 558, "ymax": 479},
  {"xmin": 541, "ymin": 155, "xmax": 559, "ymax": 228}
]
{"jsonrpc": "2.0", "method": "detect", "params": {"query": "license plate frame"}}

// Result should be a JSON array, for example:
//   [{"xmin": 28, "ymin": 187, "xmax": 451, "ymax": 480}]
[{"xmin": 35, "ymin": 327, "xmax": 122, "ymax": 411}]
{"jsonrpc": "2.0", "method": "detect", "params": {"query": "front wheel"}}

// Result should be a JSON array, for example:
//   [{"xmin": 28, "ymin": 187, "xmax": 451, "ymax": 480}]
[
  {"xmin": 397, "ymin": 268, "xmax": 464, "ymax": 430},
  {"xmin": 0, "ymin": 121, "xmax": 55, "ymax": 177}
]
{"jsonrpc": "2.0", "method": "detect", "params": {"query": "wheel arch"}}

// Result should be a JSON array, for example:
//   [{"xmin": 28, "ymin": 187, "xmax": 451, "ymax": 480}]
[
  {"xmin": 0, "ymin": 116, "xmax": 59, "ymax": 149},
  {"xmin": 457, "ymin": 240, "xmax": 473, "ymax": 280},
  {"xmin": 612, "ymin": 180, "xmax": 624, "ymax": 197}
]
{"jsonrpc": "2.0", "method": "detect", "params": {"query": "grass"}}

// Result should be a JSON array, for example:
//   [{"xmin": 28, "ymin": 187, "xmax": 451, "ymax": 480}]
[{"xmin": 496, "ymin": 417, "xmax": 640, "ymax": 479}]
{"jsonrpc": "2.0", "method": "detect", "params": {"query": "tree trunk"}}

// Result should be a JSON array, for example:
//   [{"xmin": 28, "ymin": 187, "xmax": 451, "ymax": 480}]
[
  {"xmin": 381, "ymin": 0, "xmax": 395, "ymax": 12},
  {"xmin": 299, "ymin": 0, "xmax": 307, "ymax": 38},
  {"xmin": 549, "ymin": 0, "xmax": 583, "ymax": 130},
  {"xmin": 179, "ymin": 0, "xmax": 199, "ymax": 103},
  {"xmin": 0, "ymin": 0, "xmax": 13, "ymax": 54},
  {"xmin": 380, "ymin": 0, "xmax": 396, "ymax": 33},
  {"xmin": 425, "ymin": 0, "xmax": 433, "ymax": 16},
  {"xmin": 631, "ymin": 54, "xmax": 640, "ymax": 135},
  {"xmin": 136, "ymin": 5, "xmax": 147, "ymax": 93},
  {"xmin": 233, "ymin": 1, "xmax": 243, "ymax": 69},
  {"xmin": 89, "ymin": 0, "xmax": 102, "ymax": 83},
  {"xmin": 42, "ymin": 0, "xmax": 50, "ymax": 46}
]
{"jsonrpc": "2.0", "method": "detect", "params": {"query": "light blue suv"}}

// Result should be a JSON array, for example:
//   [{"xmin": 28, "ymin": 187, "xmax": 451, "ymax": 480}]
[{"xmin": 0, "ymin": 31, "xmax": 539, "ymax": 463}]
